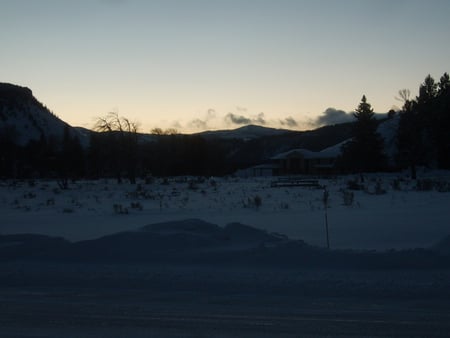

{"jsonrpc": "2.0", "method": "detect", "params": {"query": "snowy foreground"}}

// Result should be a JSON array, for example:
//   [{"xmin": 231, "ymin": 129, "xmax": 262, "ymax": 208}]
[
  {"xmin": 2, "ymin": 172, "xmax": 450, "ymax": 250},
  {"xmin": 1, "ymin": 172, "xmax": 450, "ymax": 337}
]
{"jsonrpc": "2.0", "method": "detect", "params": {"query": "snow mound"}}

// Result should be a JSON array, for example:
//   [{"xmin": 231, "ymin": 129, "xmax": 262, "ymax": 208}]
[
  {"xmin": 1, "ymin": 222, "xmax": 450, "ymax": 269},
  {"xmin": 223, "ymin": 222, "xmax": 282, "ymax": 243},
  {"xmin": 432, "ymin": 235, "xmax": 450, "ymax": 255},
  {"xmin": 140, "ymin": 218, "xmax": 220, "ymax": 235}
]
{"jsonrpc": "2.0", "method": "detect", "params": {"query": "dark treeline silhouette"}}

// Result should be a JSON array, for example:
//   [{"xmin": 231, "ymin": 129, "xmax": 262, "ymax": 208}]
[
  {"xmin": 397, "ymin": 73, "xmax": 450, "ymax": 178},
  {"xmin": 1, "ymin": 125, "xmax": 351, "ymax": 181},
  {"xmin": 0, "ymin": 127, "xmax": 85, "ymax": 181},
  {"xmin": 1, "ymin": 73, "xmax": 449, "ymax": 181}
]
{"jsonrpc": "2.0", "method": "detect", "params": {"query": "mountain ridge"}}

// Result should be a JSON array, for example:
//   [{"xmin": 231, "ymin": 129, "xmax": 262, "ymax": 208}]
[
  {"xmin": 196, "ymin": 124, "xmax": 296, "ymax": 140},
  {"xmin": 0, "ymin": 82, "xmax": 86, "ymax": 147}
]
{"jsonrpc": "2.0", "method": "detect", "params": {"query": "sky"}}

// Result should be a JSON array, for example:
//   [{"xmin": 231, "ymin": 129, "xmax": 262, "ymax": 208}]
[{"xmin": 1, "ymin": 0, "xmax": 450, "ymax": 133}]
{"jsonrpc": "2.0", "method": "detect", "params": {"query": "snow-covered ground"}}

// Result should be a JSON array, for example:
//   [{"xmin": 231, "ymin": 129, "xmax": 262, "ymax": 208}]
[
  {"xmin": 2, "ymin": 171, "xmax": 450, "ymax": 337},
  {"xmin": 1, "ymin": 170, "xmax": 450, "ymax": 251}
]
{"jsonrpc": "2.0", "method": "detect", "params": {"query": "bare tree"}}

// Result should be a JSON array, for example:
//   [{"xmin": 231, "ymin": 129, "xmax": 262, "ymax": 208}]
[
  {"xmin": 151, "ymin": 127, "xmax": 178, "ymax": 135},
  {"xmin": 94, "ymin": 112, "xmax": 140, "ymax": 183},
  {"xmin": 395, "ymin": 89, "xmax": 411, "ymax": 105}
]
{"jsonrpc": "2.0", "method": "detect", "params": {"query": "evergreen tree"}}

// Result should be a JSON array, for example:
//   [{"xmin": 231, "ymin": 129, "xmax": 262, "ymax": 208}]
[
  {"xmin": 418, "ymin": 74, "xmax": 438, "ymax": 105},
  {"xmin": 340, "ymin": 95, "xmax": 386, "ymax": 172},
  {"xmin": 435, "ymin": 73, "xmax": 450, "ymax": 168},
  {"xmin": 397, "ymin": 98, "xmax": 422, "ymax": 179},
  {"xmin": 397, "ymin": 73, "xmax": 450, "ymax": 176}
]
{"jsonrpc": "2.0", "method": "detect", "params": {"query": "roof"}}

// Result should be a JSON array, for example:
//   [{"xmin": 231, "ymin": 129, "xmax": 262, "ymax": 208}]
[
  {"xmin": 251, "ymin": 163, "xmax": 280, "ymax": 169},
  {"xmin": 271, "ymin": 140, "xmax": 349, "ymax": 160}
]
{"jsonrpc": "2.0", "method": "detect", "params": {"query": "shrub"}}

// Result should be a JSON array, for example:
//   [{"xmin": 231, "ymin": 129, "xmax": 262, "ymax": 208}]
[
  {"xmin": 113, "ymin": 203, "xmax": 129, "ymax": 214},
  {"xmin": 279, "ymin": 202, "xmax": 289, "ymax": 210},
  {"xmin": 375, "ymin": 181, "xmax": 386, "ymax": 195},
  {"xmin": 391, "ymin": 178, "xmax": 401, "ymax": 191},
  {"xmin": 243, "ymin": 195, "xmax": 262, "ymax": 210},
  {"xmin": 130, "ymin": 202, "xmax": 143, "ymax": 211},
  {"xmin": 342, "ymin": 190, "xmax": 354, "ymax": 206},
  {"xmin": 347, "ymin": 179, "xmax": 364, "ymax": 191},
  {"xmin": 254, "ymin": 195, "xmax": 262, "ymax": 209},
  {"xmin": 436, "ymin": 181, "xmax": 450, "ymax": 193},
  {"xmin": 416, "ymin": 179, "xmax": 434, "ymax": 191}
]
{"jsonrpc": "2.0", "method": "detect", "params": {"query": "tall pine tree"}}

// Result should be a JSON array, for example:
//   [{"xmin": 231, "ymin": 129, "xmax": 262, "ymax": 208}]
[{"xmin": 340, "ymin": 95, "xmax": 386, "ymax": 172}]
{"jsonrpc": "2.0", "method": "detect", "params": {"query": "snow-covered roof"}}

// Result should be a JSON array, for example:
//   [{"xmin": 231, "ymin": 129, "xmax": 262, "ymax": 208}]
[
  {"xmin": 318, "ymin": 139, "xmax": 349, "ymax": 157},
  {"xmin": 250, "ymin": 163, "xmax": 280, "ymax": 169},
  {"xmin": 271, "ymin": 140, "xmax": 348, "ymax": 160},
  {"xmin": 271, "ymin": 149, "xmax": 313, "ymax": 160},
  {"xmin": 377, "ymin": 115, "xmax": 400, "ymax": 165}
]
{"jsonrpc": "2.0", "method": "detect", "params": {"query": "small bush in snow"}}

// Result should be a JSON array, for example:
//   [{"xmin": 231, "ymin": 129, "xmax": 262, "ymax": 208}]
[
  {"xmin": 130, "ymin": 202, "xmax": 143, "ymax": 211},
  {"xmin": 436, "ymin": 181, "xmax": 450, "ymax": 192},
  {"xmin": 23, "ymin": 192, "xmax": 36, "ymax": 199},
  {"xmin": 144, "ymin": 175, "xmax": 154, "ymax": 184},
  {"xmin": 391, "ymin": 178, "xmax": 401, "ymax": 191},
  {"xmin": 346, "ymin": 179, "xmax": 364, "ymax": 191},
  {"xmin": 342, "ymin": 190, "xmax": 354, "ymax": 206},
  {"xmin": 243, "ymin": 195, "xmax": 262, "ymax": 210},
  {"xmin": 375, "ymin": 181, "xmax": 386, "ymax": 195},
  {"xmin": 416, "ymin": 179, "xmax": 434, "ymax": 191},
  {"xmin": 279, "ymin": 202, "xmax": 289, "ymax": 210},
  {"xmin": 254, "ymin": 195, "xmax": 262, "ymax": 209},
  {"xmin": 188, "ymin": 180, "xmax": 198, "ymax": 190},
  {"xmin": 113, "ymin": 203, "xmax": 129, "ymax": 214}
]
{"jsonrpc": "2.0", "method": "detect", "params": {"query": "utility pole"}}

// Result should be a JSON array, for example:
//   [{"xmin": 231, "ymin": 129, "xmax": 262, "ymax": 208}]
[{"xmin": 323, "ymin": 187, "xmax": 330, "ymax": 249}]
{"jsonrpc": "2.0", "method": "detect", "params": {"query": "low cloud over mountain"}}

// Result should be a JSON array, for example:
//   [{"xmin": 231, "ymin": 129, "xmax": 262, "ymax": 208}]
[
  {"xmin": 225, "ymin": 112, "xmax": 266, "ymax": 126},
  {"xmin": 310, "ymin": 108, "xmax": 355, "ymax": 127},
  {"xmin": 279, "ymin": 116, "xmax": 298, "ymax": 127},
  {"xmin": 181, "ymin": 108, "xmax": 302, "ymax": 132}
]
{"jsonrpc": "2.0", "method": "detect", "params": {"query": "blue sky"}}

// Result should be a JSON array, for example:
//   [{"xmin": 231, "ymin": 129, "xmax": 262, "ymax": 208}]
[{"xmin": 1, "ymin": 0, "xmax": 450, "ymax": 132}]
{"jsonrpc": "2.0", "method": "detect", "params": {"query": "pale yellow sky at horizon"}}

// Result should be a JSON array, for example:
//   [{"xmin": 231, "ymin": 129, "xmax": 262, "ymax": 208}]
[{"xmin": 2, "ymin": 0, "xmax": 450, "ymax": 132}]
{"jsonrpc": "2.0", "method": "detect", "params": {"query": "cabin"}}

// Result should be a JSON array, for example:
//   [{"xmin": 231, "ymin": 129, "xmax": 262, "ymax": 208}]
[
  {"xmin": 236, "ymin": 141, "xmax": 346, "ymax": 177},
  {"xmin": 271, "ymin": 149, "xmax": 334, "ymax": 176},
  {"xmin": 271, "ymin": 141, "xmax": 346, "ymax": 175}
]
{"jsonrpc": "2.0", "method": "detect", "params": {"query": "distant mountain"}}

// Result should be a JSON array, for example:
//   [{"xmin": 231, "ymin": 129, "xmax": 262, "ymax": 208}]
[
  {"xmin": 0, "ymin": 83, "xmax": 87, "ymax": 147},
  {"xmin": 197, "ymin": 124, "xmax": 294, "ymax": 140}
]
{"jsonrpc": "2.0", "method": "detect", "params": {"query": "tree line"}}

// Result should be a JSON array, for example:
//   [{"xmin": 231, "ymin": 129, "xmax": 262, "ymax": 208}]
[
  {"xmin": 397, "ymin": 73, "xmax": 450, "ymax": 178},
  {"xmin": 1, "ymin": 73, "xmax": 449, "ymax": 181},
  {"xmin": 339, "ymin": 72, "xmax": 450, "ymax": 177}
]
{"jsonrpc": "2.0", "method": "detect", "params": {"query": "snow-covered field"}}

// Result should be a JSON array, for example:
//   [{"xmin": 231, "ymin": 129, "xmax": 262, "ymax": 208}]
[
  {"xmin": 2, "ymin": 171, "xmax": 450, "ymax": 337},
  {"xmin": 1, "ymin": 171, "xmax": 450, "ymax": 250}
]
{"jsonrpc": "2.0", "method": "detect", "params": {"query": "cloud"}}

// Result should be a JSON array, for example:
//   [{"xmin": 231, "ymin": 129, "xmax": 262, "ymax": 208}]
[
  {"xmin": 279, "ymin": 116, "xmax": 298, "ymax": 127},
  {"xmin": 225, "ymin": 113, "xmax": 251, "ymax": 125},
  {"xmin": 171, "ymin": 121, "xmax": 182, "ymax": 129},
  {"xmin": 189, "ymin": 118, "xmax": 208, "ymax": 130},
  {"xmin": 206, "ymin": 108, "xmax": 216, "ymax": 119},
  {"xmin": 183, "ymin": 108, "xmax": 302, "ymax": 132},
  {"xmin": 312, "ymin": 108, "xmax": 354, "ymax": 127},
  {"xmin": 254, "ymin": 112, "xmax": 266, "ymax": 125},
  {"xmin": 188, "ymin": 108, "xmax": 217, "ymax": 130},
  {"xmin": 225, "ymin": 112, "xmax": 266, "ymax": 126}
]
